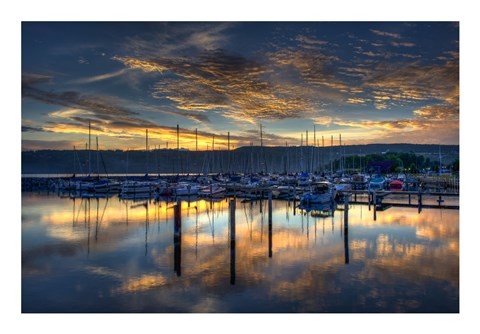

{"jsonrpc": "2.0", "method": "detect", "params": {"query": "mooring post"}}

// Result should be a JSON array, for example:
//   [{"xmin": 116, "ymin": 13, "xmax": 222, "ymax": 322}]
[
  {"xmin": 174, "ymin": 199, "xmax": 182, "ymax": 276},
  {"xmin": 418, "ymin": 191, "xmax": 423, "ymax": 213},
  {"xmin": 229, "ymin": 199, "xmax": 236, "ymax": 240},
  {"xmin": 368, "ymin": 189, "xmax": 370, "ymax": 211},
  {"xmin": 268, "ymin": 191, "xmax": 273, "ymax": 258},
  {"xmin": 373, "ymin": 191, "xmax": 377, "ymax": 221},
  {"xmin": 409, "ymin": 193, "xmax": 411, "ymax": 205},
  {"xmin": 344, "ymin": 194, "xmax": 349, "ymax": 226}
]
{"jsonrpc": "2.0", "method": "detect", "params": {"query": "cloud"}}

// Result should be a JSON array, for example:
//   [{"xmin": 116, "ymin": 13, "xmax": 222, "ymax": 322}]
[
  {"xmin": 413, "ymin": 103, "xmax": 459, "ymax": 121},
  {"xmin": 391, "ymin": 41, "xmax": 415, "ymax": 48},
  {"xmin": 22, "ymin": 125, "xmax": 50, "ymax": 132},
  {"xmin": 295, "ymin": 35, "xmax": 328, "ymax": 46},
  {"xmin": 122, "ymin": 22, "xmax": 234, "ymax": 58},
  {"xmin": 362, "ymin": 59, "xmax": 459, "ymax": 106},
  {"xmin": 321, "ymin": 101, "xmax": 459, "ymax": 144},
  {"xmin": 370, "ymin": 29, "xmax": 402, "ymax": 39},
  {"xmin": 23, "ymin": 74, "xmax": 211, "ymax": 129},
  {"xmin": 115, "ymin": 49, "xmax": 315, "ymax": 123},
  {"xmin": 68, "ymin": 68, "xmax": 129, "ymax": 84},
  {"xmin": 355, "ymin": 50, "xmax": 384, "ymax": 57}
]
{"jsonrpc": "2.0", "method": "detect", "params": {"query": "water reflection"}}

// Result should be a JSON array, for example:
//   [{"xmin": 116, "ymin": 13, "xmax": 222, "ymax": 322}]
[{"xmin": 22, "ymin": 192, "xmax": 459, "ymax": 313}]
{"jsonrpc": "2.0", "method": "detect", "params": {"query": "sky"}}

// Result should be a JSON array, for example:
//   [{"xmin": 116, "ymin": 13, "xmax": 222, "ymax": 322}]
[{"xmin": 22, "ymin": 21, "xmax": 459, "ymax": 151}]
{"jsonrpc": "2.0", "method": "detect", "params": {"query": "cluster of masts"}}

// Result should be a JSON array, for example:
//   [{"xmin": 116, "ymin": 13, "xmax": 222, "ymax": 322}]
[{"xmin": 77, "ymin": 121, "xmax": 351, "ymax": 175}]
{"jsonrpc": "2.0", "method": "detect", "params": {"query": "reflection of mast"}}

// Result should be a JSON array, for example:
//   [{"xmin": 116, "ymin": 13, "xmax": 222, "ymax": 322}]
[
  {"xmin": 95, "ymin": 197, "xmax": 99, "ymax": 242},
  {"xmin": 306, "ymin": 213, "xmax": 310, "ymax": 241},
  {"xmin": 344, "ymin": 196, "xmax": 350, "ymax": 264},
  {"xmin": 229, "ymin": 200, "xmax": 236, "ymax": 285},
  {"xmin": 173, "ymin": 200, "xmax": 182, "ymax": 276},
  {"xmin": 145, "ymin": 202, "xmax": 149, "ymax": 256},
  {"xmin": 268, "ymin": 192, "xmax": 272, "ymax": 258},
  {"xmin": 195, "ymin": 206, "xmax": 198, "ymax": 260},
  {"xmin": 72, "ymin": 197, "xmax": 76, "ymax": 227},
  {"xmin": 86, "ymin": 198, "xmax": 91, "ymax": 256},
  {"xmin": 95, "ymin": 197, "xmax": 108, "ymax": 243}
]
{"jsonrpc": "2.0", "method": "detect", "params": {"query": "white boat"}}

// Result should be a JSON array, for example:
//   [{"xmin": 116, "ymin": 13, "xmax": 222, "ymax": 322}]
[
  {"xmin": 300, "ymin": 182, "xmax": 336, "ymax": 204},
  {"xmin": 93, "ymin": 178, "xmax": 121, "ymax": 193},
  {"xmin": 172, "ymin": 182, "xmax": 202, "ymax": 196},
  {"xmin": 198, "ymin": 184, "xmax": 226, "ymax": 197},
  {"xmin": 334, "ymin": 179, "xmax": 352, "ymax": 192},
  {"xmin": 75, "ymin": 177, "xmax": 96, "ymax": 192}
]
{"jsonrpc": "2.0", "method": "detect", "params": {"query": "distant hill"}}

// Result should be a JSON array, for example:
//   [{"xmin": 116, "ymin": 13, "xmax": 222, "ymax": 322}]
[{"xmin": 22, "ymin": 143, "xmax": 459, "ymax": 175}]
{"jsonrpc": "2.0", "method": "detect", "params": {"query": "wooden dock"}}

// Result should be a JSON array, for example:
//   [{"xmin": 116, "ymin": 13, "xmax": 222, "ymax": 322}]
[{"xmin": 340, "ymin": 189, "xmax": 459, "ymax": 211}]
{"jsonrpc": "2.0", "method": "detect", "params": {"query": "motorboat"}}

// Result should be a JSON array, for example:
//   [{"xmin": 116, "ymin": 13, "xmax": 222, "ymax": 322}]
[
  {"xmin": 389, "ymin": 179, "xmax": 404, "ymax": 191},
  {"xmin": 300, "ymin": 181, "xmax": 336, "ymax": 204},
  {"xmin": 369, "ymin": 176, "xmax": 386, "ymax": 191}
]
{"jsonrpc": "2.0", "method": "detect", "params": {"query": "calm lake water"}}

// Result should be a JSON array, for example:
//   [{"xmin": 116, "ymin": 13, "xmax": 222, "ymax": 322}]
[{"xmin": 21, "ymin": 192, "xmax": 459, "ymax": 313}]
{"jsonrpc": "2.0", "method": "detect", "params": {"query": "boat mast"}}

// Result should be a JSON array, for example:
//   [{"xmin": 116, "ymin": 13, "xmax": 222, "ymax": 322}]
[
  {"xmin": 330, "ymin": 135, "xmax": 333, "ymax": 175},
  {"xmin": 96, "ymin": 136, "xmax": 99, "ymax": 177},
  {"xmin": 88, "ymin": 121, "xmax": 91, "ymax": 176},
  {"xmin": 145, "ymin": 128, "xmax": 149, "ymax": 175},
  {"xmin": 73, "ymin": 145, "xmax": 76, "ymax": 176}
]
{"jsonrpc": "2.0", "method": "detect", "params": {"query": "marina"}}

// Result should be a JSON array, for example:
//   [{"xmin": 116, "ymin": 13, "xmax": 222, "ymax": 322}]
[
  {"xmin": 19, "ymin": 20, "xmax": 462, "ymax": 318},
  {"xmin": 21, "ymin": 174, "xmax": 459, "ymax": 313}
]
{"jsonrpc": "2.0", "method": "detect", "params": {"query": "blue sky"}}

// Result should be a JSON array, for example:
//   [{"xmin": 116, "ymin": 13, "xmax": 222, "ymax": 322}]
[{"xmin": 22, "ymin": 21, "xmax": 459, "ymax": 150}]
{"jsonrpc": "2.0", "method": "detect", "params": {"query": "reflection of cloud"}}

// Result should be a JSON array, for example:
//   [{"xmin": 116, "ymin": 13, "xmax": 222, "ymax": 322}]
[
  {"xmin": 23, "ymin": 193, "xmax": 459, "ymax": 312},
  {"xmin": 114, "ymin": 274, "xmax": 167, "ymax": 293}
]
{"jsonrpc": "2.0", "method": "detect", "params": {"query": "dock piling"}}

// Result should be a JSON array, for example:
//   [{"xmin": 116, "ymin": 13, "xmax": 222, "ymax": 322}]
[
  {"xmin": 418, "ymin": 191, "xmax": 423, "ymax": 213},
  {"xmin": 367, "ymin": 189, "xmax": 370, "ymax": 211},
  {"xmin": 344, "ymin": 194, "xmax": 349, "ymax": 226},
  {"xmin": 174, "ymin": 200, "xmax": 182, "ymax": 276}
]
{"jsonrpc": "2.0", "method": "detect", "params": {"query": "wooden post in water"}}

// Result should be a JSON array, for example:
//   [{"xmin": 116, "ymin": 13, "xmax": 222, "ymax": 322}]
[
  {"xmin": 268, "ymin": 191, "xmax": 273, "ymax": 258},
  {"xmin": 373, "ymin": 191, "xmax": 377, "ymax": 221},
  {"xmin": 418, "ymin": 191, "xmax": 423, "ymax": 213},
  {"xmin": 229, "ymin": 199, "xmax": 236, "ymax": 285},
  {"xmin": 174, "ymin": 200, "xmax": 182, "ymax": 276},
  {"xmin": 368, "ymin": 189, "xmax": 370, "ymax": 211},
  {"xmin": 438, "ymin": 194, "xmax": 444, "ymax": 207},
  {"xmin": 344, "ymin": 194, "xmax": 349, "ymax": 226}
]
